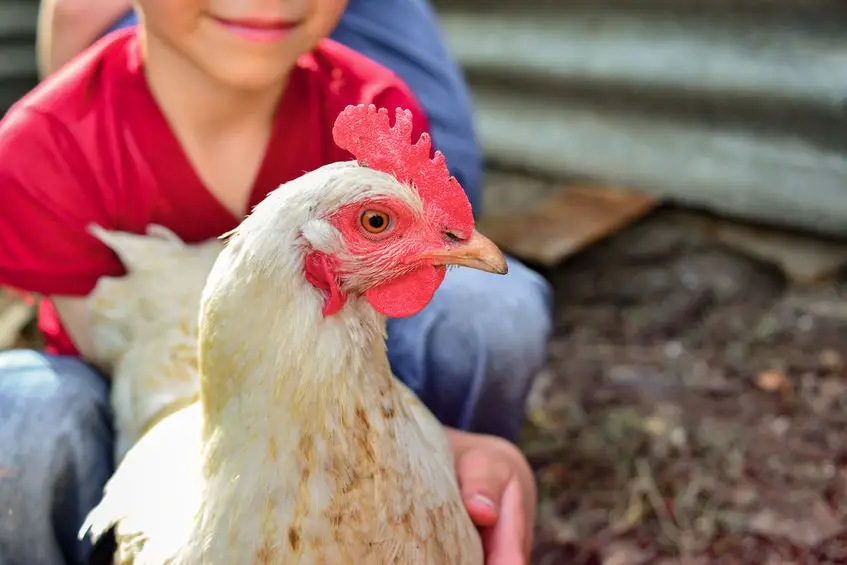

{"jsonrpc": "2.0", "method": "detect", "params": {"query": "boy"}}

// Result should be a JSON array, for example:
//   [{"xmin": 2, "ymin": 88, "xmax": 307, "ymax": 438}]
[
  {"xmin": 0, "ymin": 1, "xmax": 551, "ymax": 564},
  {"xmin": 37, "ymin": 0, "xmax": 484, "ymax": 214}
]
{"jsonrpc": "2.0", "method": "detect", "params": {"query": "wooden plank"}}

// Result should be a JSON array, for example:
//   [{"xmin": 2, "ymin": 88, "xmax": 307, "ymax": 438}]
[
  {"xmin": 479, "ymin": 184, "xmax": 658, "ymax": 266},
  {"xmin": 686, "ymin": 213, "xmax": 847, "ymax": 285}
]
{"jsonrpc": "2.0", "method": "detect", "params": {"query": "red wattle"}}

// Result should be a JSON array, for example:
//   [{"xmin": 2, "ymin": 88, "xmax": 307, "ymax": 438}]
[
  {"xmin": 365, "ymin": 265, "xmax": 445, "ymax": 318},
  {"xmin": 304, "ymin": 252, "xmax": 348, "ymax": 316}
]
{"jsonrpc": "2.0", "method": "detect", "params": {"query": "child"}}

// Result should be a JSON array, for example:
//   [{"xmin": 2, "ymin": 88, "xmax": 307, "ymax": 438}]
[
  {"xmin": 37, "ymin": 0, "xmax": 484, "ymax": 213},
  {"xmin": 0, "ymin": 1, "xmax": 552, "ymax": 564}
]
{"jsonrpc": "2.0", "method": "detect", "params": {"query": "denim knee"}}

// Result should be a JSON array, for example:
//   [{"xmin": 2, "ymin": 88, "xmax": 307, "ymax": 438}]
[
  {"xmin": 0, "ymin": 350, "xmax": 113, "ymax": 565},
  {"xmin": 387, "ymin": 256, "xmax": 553, "ymax": 440}
]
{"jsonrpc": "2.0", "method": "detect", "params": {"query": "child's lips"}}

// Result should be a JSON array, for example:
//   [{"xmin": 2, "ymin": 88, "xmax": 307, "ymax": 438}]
[{"xmin": 212, "ymin": 15, "xmax": 299, "ymax": 43}]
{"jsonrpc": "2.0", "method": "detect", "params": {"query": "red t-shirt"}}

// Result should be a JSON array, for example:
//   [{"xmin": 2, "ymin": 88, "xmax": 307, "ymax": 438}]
[{"xmin": 0, "ymin": 28, "xmax": 428, "ymax": 356}]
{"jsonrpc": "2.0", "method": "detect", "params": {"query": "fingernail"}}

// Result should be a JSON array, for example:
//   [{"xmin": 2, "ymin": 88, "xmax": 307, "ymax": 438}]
[{"xmin": 471, "ymin": 493, "xmax": 497, "ymax": 510}]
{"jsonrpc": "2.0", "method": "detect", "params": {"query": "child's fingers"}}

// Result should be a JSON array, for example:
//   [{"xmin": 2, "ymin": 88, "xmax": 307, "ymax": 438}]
[
  {"xmin": 456, "ymin": 447, "xmax": 513, "ymax": 527},
  {"xmin": 481, "ymin": 480, "xmax": 527, "ymax": 565}
]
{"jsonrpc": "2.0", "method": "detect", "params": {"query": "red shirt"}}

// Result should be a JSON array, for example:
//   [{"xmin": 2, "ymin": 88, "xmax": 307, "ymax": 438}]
[{"xmin": 0, "ymin": 28, "xmax": 428, "ymax": 356}]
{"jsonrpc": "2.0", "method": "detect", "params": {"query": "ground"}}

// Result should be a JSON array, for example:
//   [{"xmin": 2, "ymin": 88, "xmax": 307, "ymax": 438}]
[
  {"xmin": 4, "ymin": 203, "xmax": 846, "ymax": 565},
  {"xmin": 522, "ymin": 208, "xmax": 847, "ymax": 565}
]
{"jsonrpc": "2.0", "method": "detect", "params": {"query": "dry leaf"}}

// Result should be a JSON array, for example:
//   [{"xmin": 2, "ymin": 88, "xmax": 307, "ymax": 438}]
[
  {"xmin": 812, "ymin": 378, "xmax": 847, "ymax": 413},
  {"xmin": 602, "ymin": 540, "xmax": 652, "ymax": 565},
  {"xmin": 479, "ymin": 184, "xmax": 657, "ymax": 266},
  {"xmin": 764, "ymin": 557, "xmax": 796, "ymax": 565},
  {"xmin": 643, "ymin": 416, "xmax": 668, "ymax": 437},
  {"xmin": 653, "ymin": 558, "xmax": 709, "ymax": 565},
  {"xmin": 756, "ymin": 370, "xmax": 788, "ymax": 392},
  {"xmin": 731, "ymin": 484, "xmax": 759, "ymax": 509},
  {"xmin": 747, "ymin": 498, "xmax": 843, "ymax": 547},
  {"xmin": 819, "ymin": 349, "xmax": 843, "ymax": 371},
  {"xmin": 542, "ymin": 514, "xmax": 577, "ymax": 545},
  {"xmin": 612, "ymin": 490, "xmax": 647, "ymax": 534}
]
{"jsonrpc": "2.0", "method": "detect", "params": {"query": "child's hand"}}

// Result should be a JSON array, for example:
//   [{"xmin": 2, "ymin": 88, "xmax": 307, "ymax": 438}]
[{"xmin": 447, "ymin": 429, "xmax": 537, "ymax": 565}]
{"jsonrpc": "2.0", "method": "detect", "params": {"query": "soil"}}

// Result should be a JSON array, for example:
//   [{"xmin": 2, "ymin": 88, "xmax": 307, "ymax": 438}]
[{"xmin": 522, "ymin": 208, "xmax": 847, "ymax": 565}]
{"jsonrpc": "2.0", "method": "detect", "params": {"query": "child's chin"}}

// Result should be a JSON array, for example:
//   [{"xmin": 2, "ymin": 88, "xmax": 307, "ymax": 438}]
[{"xmin": 203, "ymin": 56, "xmax": 298, "ymax": 92}]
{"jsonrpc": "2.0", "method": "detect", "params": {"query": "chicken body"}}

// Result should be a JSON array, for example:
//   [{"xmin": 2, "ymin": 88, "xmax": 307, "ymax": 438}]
[
  {"xmin": 87, "ymin": 366, "xmax": 468, "ymax": 564},
  {"xmin": 85, "ymin": 224, "xmax": 223, "ymax": 462},
  {"xmin": 82, "ymin": 162, "xmax": 491, "ymax": 564}
]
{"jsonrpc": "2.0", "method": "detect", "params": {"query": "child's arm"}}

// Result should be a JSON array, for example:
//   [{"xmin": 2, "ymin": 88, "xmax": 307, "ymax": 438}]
[{"xmin": 36, "ymin": 0, "xmax": 133, "ymax": 78}]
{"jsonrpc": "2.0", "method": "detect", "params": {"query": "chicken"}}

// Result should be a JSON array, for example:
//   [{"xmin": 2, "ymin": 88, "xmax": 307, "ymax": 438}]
[
  {"xmin": 81, "ymin": 104, "xmax": 506, "ymax": 564},
  {"xmin": 85, "ymin": 225, "xmax": 223, "ymax": 462}
]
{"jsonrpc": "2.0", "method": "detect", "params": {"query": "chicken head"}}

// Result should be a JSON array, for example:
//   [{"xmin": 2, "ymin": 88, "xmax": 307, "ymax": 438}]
[{"xmin": 296, "ymin": 105, "xmax": 507, "ymax": 319}]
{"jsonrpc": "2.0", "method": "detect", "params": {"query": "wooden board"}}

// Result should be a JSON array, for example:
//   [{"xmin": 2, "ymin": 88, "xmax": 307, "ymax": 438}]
[{"xmin": 479, "ymin": 184, "xmax": 658, "ymax": 266}]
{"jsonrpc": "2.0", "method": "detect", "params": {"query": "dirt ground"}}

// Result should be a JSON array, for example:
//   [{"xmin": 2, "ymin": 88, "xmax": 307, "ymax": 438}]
[{"xmin": 522, "ymin": 208, "xmax": 847, "ymax": 565}]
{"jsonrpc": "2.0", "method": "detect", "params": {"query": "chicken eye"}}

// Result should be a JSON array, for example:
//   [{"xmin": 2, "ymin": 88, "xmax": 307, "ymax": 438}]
[{"xmin": 360, "ymin": 210, "xmax": 390, "ymax": 234}]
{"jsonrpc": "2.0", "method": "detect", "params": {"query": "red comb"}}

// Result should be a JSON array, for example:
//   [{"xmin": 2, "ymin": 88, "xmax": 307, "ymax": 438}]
[{"xmin": 332, "ymin": 104, "xmax": 473, "ymax": 232}]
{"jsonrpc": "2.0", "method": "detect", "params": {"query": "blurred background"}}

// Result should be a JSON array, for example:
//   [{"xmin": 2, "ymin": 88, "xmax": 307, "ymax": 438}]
[{"xmin": 3, "ymin": 1, "xmax": 847, "ymax": 563}]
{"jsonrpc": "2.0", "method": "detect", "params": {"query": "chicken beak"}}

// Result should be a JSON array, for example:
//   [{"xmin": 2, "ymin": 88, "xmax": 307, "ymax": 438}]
[{"xmin": 422, "ymin": 230, "xmax": 509, "ymax": 275}]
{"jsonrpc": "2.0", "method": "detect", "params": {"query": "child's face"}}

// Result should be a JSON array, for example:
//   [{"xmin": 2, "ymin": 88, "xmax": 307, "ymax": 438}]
[{"xmin": 137, "ymin": 0, "xmax": 348, "ymax": 90}]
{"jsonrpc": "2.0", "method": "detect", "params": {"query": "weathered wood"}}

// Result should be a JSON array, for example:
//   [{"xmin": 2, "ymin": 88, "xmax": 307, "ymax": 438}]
[{"xmin": 479, "ymin": 181, "xmax": 658, "ymax": 266}]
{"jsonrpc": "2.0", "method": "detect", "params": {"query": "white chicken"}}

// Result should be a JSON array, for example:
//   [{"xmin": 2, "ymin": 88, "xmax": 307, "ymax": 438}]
[
  {"xmin": 81, "ymin": 104, "xmax": 507, "ymax": 564},
  {"xmin": 85, "ymin": 225, "xmax": 223, "ymax": 462}
]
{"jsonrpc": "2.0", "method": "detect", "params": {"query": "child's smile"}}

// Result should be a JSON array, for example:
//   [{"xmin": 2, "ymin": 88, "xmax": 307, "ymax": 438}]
[
  {"xmin": 209, "ymin": 14, "xmax": 302, "ymax": 44},
  {"xmin": 135, "ymin": 0, "xmax": 349, "ymax": 90}
]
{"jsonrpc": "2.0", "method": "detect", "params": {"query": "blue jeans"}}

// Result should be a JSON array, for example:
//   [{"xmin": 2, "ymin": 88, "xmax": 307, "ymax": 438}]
[
  {"xmin": 107, "ymin": 0, "xmax": 484, "ymax": 213},
  {"xmin": 0, "ymin": 257, "xmax": 552, "ymax": 565}
]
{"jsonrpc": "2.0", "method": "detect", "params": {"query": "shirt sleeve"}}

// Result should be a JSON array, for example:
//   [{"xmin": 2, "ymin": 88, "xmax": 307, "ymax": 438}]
[{"xmin": 0, "ymin": 108, "xmax": 123, "ymax": 296}]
